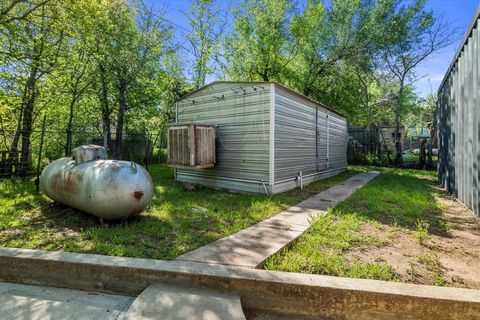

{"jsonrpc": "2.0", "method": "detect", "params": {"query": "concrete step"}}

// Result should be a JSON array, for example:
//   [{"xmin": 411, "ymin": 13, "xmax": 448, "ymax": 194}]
[
  {"xmin": 124, "ymin": 282, "xmax": 246, "ymax": 320},
  {"xmin": 0, "ymin": 282, "xmax": 133, "ymax": 320}
]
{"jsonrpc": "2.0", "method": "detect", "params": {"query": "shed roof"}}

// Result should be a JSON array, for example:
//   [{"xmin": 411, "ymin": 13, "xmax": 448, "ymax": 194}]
[
  {"xmin": 438, "ymin": 4, "xmax": 480, "ymax": 93},
  {"xmin": 177, "ymin": 81, "xmax": 345, "ymax": 118}
]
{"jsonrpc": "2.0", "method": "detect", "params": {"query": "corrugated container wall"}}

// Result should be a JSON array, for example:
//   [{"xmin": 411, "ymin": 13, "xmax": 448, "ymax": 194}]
[
  {"xmin": 438, "ymin": 6, "xmax": 480, "ymax": 215},
  {"xmin": 175, "ymin": 82, "xmax": 347, "ymax": 194}
]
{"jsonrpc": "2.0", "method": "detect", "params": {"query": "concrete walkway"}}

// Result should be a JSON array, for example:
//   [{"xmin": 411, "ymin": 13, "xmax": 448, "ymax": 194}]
[
  {"xmin": 0, "ymin": 282, "xmax": 133, "ymax": 320},
  {"xmin": 176, "ymin": 172, "xmax": 379, "ymax": 268}
]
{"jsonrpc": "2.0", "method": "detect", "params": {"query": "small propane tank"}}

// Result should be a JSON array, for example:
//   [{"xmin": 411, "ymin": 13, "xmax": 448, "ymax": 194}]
[{"xmin": 40, "ymin": 145, "xmax": 154, "ymax": 220}]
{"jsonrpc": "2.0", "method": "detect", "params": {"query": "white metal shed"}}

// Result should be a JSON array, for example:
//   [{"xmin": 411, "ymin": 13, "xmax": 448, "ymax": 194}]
[{"xmin": 172, "ymin": 81, "xmax": 348, "ymax": 194}]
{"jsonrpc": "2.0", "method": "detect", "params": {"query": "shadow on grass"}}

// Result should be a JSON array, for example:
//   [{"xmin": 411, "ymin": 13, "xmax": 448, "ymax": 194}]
[
  {"xmin": 1, "ymin": 164, "xmax": 360, "ymax": 259},
  {"xmin": 333, "ymin": 167, "xmax": 450, "ymax": 237}
]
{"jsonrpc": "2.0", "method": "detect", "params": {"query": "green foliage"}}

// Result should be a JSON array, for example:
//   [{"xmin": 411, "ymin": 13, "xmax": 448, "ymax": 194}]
[
  {"xmin": 415, "ymin": 219, "xmax": 429, "ymax": 245},
  {"xmin": 404, "ymin": 93, "xmax": 437, "ymax": 129},
  {"xmin": 333, "ymin": 167, "xmax": 445, "ymax": 229},
  {"xmin": 0, "ymin": 0, "xmax": 183, "ymax": 165},
  {"xmin": 348, "ymin": 153, "xmax": 389, "ymax": 167},
  {"xmin": 379, "ymin": 0, "xmax": 455, "ymax": 162},
  {"xmin": 0, "ymin": 0, "xmax": 452, "ymax": 168},
  {"xmin": 417, "ymin": 253, "xmax": 446, "ymax": 286},
  {"xmin": 183, "ymin": 0, "xmax": 223, "ymax": 88},
  {"xmin": 224, "ymin": 0, "xmax": 293, "ymax": 81}
]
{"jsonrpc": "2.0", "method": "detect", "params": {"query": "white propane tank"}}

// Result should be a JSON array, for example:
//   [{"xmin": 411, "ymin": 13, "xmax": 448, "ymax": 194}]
[{"xmin": 40, "ymin": 145, "xmax": 154, "ymax": 220}]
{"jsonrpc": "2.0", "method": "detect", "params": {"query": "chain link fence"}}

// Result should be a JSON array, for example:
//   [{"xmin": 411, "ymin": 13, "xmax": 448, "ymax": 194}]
[{"xmin": 0, "ymin": 120, "xmax": 167, "ymax": 179}]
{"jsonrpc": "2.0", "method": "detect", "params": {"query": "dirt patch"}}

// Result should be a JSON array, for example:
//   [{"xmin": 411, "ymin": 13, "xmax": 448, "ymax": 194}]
[{"xmin": 350, "ymin": 195, "xmax": 480, "ymax": 289}]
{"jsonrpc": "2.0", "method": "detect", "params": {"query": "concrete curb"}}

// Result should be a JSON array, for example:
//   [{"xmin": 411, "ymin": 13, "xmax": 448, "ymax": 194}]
[{"xmin": 0, "ymin": 248, "xmax": 479, "ymax": 319}]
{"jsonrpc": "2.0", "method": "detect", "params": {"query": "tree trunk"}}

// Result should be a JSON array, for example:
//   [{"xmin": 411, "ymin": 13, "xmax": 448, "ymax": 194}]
[
  {"xmin": 358, "ymin": 77, "xmax": 391, "ymax": 164},
  {"xmin": 114, "ymin": 78, "xmax": 127, "ymax": 160},
  {"xmin": 65, "ymin": 60, "xmax": 90, "ymax": 156},
  {"xmin": 157, "ymin": 130, "xmax": 162, "ymax": 163},
  {"xmin": 10, "ymin": 106, "xmax": 23, "ymax": 152},
  {"xmin": 419, "ymin": 139, "xmax": 426, "ymax": 168},
  {"xmin": 64, "ymin": 96, "xmax": 76, "ymax": 156},
  {"xmin": 19, "ymin": 66, "xmax": 38, "ymax": 175},
  {"xmin": 0, "ymin": 115, "xmax": 9, "ymax": 150},
  {"xmin": 99, "ymin": 64, "xmax": 111, "ymax": 152},
  {"xmin": 10, "ymin": 75, "xmax": 33, "ymax": 152},
  {"xmin": 394, "ymin": 79, "xmax": 405, "ymax": 166}
]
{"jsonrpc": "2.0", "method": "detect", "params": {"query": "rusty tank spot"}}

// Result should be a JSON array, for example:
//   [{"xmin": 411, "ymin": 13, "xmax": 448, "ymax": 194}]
[
  {"xmin": 133, "ymin": 191, "xmax": 144, "ymax": 201},
  {"xmin": 49, "ymin": 171, "xmax": 81, "ymax": 199},
  {"xmin": 63, "ymin": 172, "xmax": 82, "ymax": 197}
]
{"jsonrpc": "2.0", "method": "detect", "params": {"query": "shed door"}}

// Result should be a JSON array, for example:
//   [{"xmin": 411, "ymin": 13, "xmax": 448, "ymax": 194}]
[{"xmin": 316, "ymin": 109, "xmax": 328, "ymax": 171}]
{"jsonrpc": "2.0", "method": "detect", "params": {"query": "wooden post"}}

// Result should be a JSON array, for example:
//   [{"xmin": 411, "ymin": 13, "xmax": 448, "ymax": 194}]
[{"xmin": 35, "ymin": 113, "xmax": 46, "ymax": 193}]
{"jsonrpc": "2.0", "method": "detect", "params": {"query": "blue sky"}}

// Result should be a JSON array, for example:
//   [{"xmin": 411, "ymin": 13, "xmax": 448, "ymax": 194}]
[
  {"xmin": 415, "ymin": 0, "xmax": 479, "ymax": 96},
  {"xmin": 149, "ymin": 0, "xmax": 479, "ymax": 97}
]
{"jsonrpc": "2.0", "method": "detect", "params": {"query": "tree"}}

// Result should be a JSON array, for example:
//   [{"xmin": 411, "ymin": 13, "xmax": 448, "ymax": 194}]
[
  {"xmin": 89, "ymin": 1, "xmax": 174, "ymax": 159},
  {"xmin": 183, "ymin": 0, "xmax": 223, "ymax": 88},
  {"xmin": 0, "ymin": 0, "xmax": 47, "ymax": 24},
  {"xmin": 287, "ymin": 0, "xmax": 396, "ymax": 101},
  {"xmin": 381, "ymin": 0, "xmax": 455, "ymax": 164},
  {"xmin": 224, "ymin": 0, "xmax": 294, "ymax": 81},
  {"xmin": 1, "ymin": 0, "xmax": 66, "ymax": 174},
  {"xmin": 117, "ymin": 3, "xmax": 172, "ymax": 159},
  {"xmin": 0, "ymin": 0, "xmax": 459, "ymax": 172},
  {"xmin": 58, "ymin": 1, "xmax": 99, "ymax": 155},
  {"xmin": 411, "ymin": 93, "xmax": 437, "ymax": 168}
]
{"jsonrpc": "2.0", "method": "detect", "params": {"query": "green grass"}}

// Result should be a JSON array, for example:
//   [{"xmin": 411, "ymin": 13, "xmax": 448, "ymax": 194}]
[
  {"xmin": 334, "ymin": 167, "xmax": 446, "ymax": 232},
  {"xmin": 403, "ymin": 153, "xmax": 439, "ymax": 165},
  {"xmin": 415, "ymin": 219, "xmax": 429, "ymax": 245},
  {"xmin": 265, "ymin": 167, "xmax": 446, "ymax": 282},
  {"xmin": 264, "ymin": 212, "xmax": 397, "ymax": 281},
  {"xmin": 416, "ymin": 253, "xmax": 446, "ymax": 286},
  {"xmin": 0, "ymin": 164, "xmax": 358, "ymax": 260}
]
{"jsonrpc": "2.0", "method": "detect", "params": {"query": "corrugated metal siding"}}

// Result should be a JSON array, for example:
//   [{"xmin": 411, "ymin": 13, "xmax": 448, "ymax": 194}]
[
  {"xmin": 273, "ymin": 85, "xmax": 347, "ymax": 191},
  {"xmin": 175, "ymin": 82, "xmax": 272, "ymax": 193},
  {"xmin": 273, "ymin": 168, "xmax": 346, "ymax": 194},
  {"xmin": 438, "ymin": 10, "xmax": 480, "ymax": 215},
  {"xmin": 328, "ymin": 112, "xmax": 348, "ymax": 170},
  {"xmin": 174, "ymin": 81, "xmax": 347, "ymax": 194},
  {"xmin": 274, "ymin": 87, "xmax": 317, "ymax": 180}
]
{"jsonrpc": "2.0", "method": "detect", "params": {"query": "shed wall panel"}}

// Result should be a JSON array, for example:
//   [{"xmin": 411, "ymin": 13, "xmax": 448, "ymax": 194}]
[
  {"xmin": 175, "ymin": 82, "xmax": 272, "ymax": 193},
  {"xmin": 273, "ymin": 85, "xmax": 347, "ymax": 191},
  {"xmin": 328, "ymin": 113, "xmax": 348, "ymax": 170}
]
